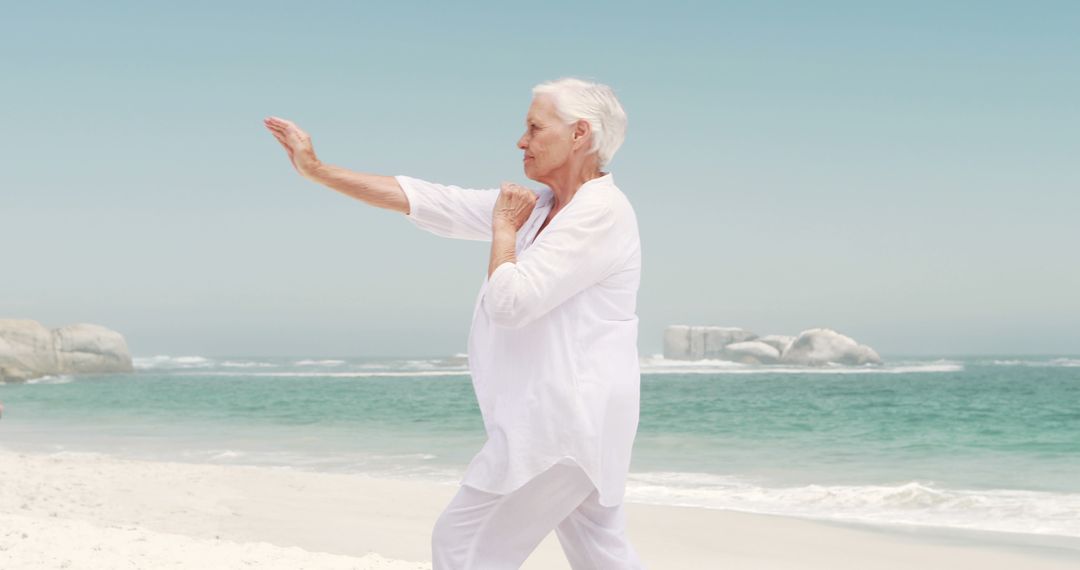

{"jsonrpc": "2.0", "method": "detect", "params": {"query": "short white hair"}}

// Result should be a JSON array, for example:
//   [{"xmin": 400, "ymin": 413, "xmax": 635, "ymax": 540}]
[{"xmin": 531, "ymin": 77, "xmax": 628, "ymax": 169}]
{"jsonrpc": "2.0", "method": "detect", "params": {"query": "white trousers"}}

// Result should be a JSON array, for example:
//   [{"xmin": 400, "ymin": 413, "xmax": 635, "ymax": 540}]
[{"xmin": 431, "ymin": 462, "xmax": 646, "ymax": 569}]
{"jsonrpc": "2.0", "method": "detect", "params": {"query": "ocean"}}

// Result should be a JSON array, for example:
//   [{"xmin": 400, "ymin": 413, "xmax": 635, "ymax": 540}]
[{"xmin": 2, "ymin": 354, "xmax": 1078, "ymax": 539}]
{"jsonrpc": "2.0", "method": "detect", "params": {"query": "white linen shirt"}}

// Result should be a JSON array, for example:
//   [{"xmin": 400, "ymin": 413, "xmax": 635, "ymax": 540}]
[{"xmin": 396, "ymin": 172, "xmax": 641, "ymax": 507}]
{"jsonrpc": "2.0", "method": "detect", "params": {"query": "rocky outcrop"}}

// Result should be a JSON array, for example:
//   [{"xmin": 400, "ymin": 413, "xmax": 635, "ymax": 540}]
[
  {"xmin": 757, "ymin": 335, "xmax": 795, "ymax": 355},
  {"xmin": 663, "ymin": 325, "xmax": 881, "ymax": 366},
  {"xmin": 780, "ymin": 328, "xmax": 881, "ymax": 366},
  {"xmin": 721, "ymin": 341, "xmax": 781, "ymax": 364},
  {"xmin": 663, "ymin": 325, "xmax": 757, "ymax": 360},
  {"xmin": 0, "ymin": 319, "xmax": 134, "ymax": 383}
]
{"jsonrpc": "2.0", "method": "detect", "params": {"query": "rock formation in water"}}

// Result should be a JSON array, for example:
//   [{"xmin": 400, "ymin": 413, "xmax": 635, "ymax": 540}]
[
  {"xmin": 757, "ymin": 335, "xmax": 795, "ymax": 355},
  {"xmin": 0, "ymin": 319, "xmax": 134, "ymax": 383},
  {"xmin": 663, "ymin": 325, "xmax": 881, "ymax": 365},
  {"xmin": 721, "ymin": 340, "xmax": 781, "ymax": 364},
  {"xmin": 780, "ymin": 328, "xmax": 881, "ymax": 366},
  {"xmin": 663, "ymin": 325, "xmax": 758, "ymax": 360}
]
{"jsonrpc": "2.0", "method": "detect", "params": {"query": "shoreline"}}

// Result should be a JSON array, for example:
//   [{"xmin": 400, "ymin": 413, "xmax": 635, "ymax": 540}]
[{"xmin": 2, "ymin": 447, "xmax": 1079, "ymax": 569}]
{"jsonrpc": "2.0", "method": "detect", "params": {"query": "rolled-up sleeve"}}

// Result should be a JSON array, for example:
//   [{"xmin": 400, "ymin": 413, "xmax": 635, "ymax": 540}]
[
  {"xmin": 482, "ymin": 198, "xmax": 623, "ymax": 329},
  {"xmin": 396, "ymin": 175, "xmax": 501, "ymax": 241}
]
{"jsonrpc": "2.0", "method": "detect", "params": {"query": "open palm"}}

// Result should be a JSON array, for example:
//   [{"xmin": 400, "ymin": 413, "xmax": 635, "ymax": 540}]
[{"xmin": 263, "ymin": 116, "xmax": 321, "ymax": 178}]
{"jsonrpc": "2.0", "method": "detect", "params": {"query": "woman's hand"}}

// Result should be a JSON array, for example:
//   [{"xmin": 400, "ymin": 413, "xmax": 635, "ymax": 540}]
[
  {"xmin": 263, "ymin": 116, "xmax": 323, "ymax": 179},
  {"xmin": 493, "ymin": 182, "xmax": 538, "ymax": 232},
  {"xmin": 488, "ymin": 182, "xmax": 537, "ymax": 277}
]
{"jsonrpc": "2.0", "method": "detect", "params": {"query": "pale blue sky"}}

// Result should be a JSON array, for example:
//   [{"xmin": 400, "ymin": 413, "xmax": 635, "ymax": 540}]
[{"xmin": 2, "ymin": 1, "xmax": 1078, "ymax": 357}]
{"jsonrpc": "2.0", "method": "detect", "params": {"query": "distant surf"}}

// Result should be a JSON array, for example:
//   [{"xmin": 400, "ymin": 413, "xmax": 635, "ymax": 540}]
[{"xmin": 130, "ymin": 353, "xmax": 967, "ymax": 378}]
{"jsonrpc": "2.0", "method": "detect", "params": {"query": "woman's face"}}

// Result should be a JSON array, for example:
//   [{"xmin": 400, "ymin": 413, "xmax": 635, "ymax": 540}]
[{"xmin": 518, "ymin": 95, "xmax": 574, "ymax": 182}]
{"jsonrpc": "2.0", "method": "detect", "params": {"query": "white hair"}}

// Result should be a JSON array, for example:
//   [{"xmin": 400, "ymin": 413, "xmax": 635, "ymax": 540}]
[{"xmin": 531, "ymin": 77, "xmax": 628, "ymax": 169}]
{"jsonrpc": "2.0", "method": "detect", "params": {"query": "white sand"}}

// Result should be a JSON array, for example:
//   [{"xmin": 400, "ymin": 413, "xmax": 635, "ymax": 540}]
[{"xmin": 1, "ymin": 448, "xmax": 1078, "ymax": 569}]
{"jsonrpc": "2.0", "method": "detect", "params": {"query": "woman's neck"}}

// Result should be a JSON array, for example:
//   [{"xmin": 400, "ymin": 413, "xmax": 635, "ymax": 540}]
[{"xmin": 544, "ymin": 160, "xmax": 604, "ymax": 213}]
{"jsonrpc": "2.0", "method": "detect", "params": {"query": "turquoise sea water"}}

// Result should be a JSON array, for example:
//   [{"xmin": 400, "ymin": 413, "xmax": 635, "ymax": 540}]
[{"xmin": 2, "ymin": 354, "xmax": 1078, "ymax": 538}]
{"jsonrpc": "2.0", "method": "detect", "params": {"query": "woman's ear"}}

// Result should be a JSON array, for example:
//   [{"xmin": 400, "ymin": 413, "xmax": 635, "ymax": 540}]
[{"xmin": 572, "ymin": 120, "xmax": 591, "ymax": 149}]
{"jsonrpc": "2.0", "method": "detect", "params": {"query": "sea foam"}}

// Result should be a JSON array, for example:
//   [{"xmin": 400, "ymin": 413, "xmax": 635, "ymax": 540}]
[
  {"xmin": 294, "ymin": 359, "xmax": 347, "ymax": 367},
  {"xmin": 133, "ymin": 355, "xmax": 215, "ymax": 370},
  {"xmin": 991, "ymin": 358, "xmax": 1080, "ymax": 368},
  {"xmin": 220, "ymin": 360, "xmax": 277, "ymax": 368},
  {"xmin": 638, "ymin": 355, "xmax": 963, "ymax": 375},
  {"xmin": 173, "ymin": 370, "xmax": 470, "ymax": 378},
  {"xmin": 625, "ymin": 471, "xmax": 1080, "ymax": 538},
  {"xmin": 25, "ymin": 375, "xmax": 75, "ymax": 385}
]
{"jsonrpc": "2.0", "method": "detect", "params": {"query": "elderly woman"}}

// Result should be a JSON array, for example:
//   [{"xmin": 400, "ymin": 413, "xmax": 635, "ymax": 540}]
[{"xmin": 264, "ymin": 77, "xmax": 643, "ymax": 569}]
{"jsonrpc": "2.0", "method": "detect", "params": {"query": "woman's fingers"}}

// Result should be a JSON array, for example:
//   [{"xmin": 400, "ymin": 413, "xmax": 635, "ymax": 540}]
[
  {"xmin": 267, "ymin": 127, "xmax": 293, "ymax": 151},
  {"xmin": 493, "ymin": 182, "xmax": 538, "ymax": 230},
  {"xmin": 264, "ymin": 117, "xmax": 297, "ymax": 137},
  {"xmin": 265, "ymin": 126, "xmax": 288, "ymax": 143},
  {"xmin": 273, "ymin": 134, "xmax": 292, "ymax": 154},
  {"xmin": 500, "ymin": 182, "xmax": 537, "ymax": 202},
  {"xmin": 267, "ymin": 117, "xmax": 300, "ymax": 135},
  {"xmin": 265, "ymin": 116, "xmax": 319, "ymax": 177},
  {"xmin": 268, "ymin": 127, "xmax": 288, "ymax": 145},
  {"xmin": 264, "ymin": 120, "xmax": 285, "ymax": 135},
  {"xmin": 265, "ymin": 118, "xmax": 309, "ymax": 174},
  {"xmin": 265, "ymin": 121, "xmax": 287, "ymax": 136},
  {"xmin": 266, "ymin": 124, "xmax": 298, "ymax": 166},
  {"xmin": 266, "ymin": 123, "xmax": 304, "ymax": 153},
  {"xmin": 269, "ymin": 123, "xmax": 305, "ymax": 147}
]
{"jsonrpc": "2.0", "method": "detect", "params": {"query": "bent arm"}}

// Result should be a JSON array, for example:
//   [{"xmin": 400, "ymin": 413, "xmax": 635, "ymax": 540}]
[
  {"xmin": 488, "ymin": 220, "xmax": 518, "ymax": 278},
  {"xmin": 482, "ymin": 198, "xmax": 623, "ymax": 329},
  {"xmin": 307, "ymin": 163, "xmax": 410, "ymax": 214}
]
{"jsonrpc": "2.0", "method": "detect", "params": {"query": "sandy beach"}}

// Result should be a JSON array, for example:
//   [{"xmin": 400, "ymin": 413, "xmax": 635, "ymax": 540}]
[{"xmin": 1, "ymin": 447, "xmax": 1077, "ymax": 569}]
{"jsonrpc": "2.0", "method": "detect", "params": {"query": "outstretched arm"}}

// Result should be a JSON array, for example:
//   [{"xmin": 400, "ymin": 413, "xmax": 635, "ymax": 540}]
[{"xmin": 263, "ymin": 116, "xmax": 409, "ymax": 213}]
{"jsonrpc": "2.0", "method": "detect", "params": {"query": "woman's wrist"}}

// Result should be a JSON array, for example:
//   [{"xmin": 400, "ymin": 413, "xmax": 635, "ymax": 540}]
[
  {"xmin": 302, "ymin": 159, "xmax": 329, "ymax": 182},
  {"xmin": 493, "ymin": 217, "xmax": 518, "ymax": 233}
]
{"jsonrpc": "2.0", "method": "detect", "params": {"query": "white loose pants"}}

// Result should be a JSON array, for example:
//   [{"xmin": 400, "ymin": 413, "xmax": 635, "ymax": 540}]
[{"xmin": 431, "ymin": 462, "xmax": 645, "ymax": 569}]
